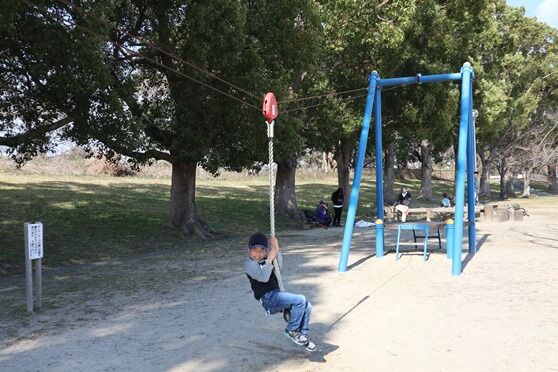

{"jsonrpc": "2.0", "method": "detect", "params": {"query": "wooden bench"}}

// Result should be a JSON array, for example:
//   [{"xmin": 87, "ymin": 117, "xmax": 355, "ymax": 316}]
[{"xmin": 384, "ymin": 205, "xmax": 485, "ymax": 222}]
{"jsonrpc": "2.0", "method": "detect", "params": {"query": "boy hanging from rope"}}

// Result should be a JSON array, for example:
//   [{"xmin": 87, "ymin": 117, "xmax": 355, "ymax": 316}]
[{"xmin": 244, "ymin": 233, "xmax": 316, "ymax": 352}]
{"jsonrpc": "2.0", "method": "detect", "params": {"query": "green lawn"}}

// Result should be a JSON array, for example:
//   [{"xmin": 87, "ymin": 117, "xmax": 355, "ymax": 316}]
[{"xmin": 0, "ymin": 172, "xmax": 516, "ymax": 275}]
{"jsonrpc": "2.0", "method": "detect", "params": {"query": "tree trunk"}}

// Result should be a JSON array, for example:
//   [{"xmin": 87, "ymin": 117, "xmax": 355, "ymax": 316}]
[
  {"xmin": 334, "ymin": 136, "xmax": 354, "ymax": 213},
  {"xmin": 498, "ymin": 158, "xmax": 507, "ymax": 199},
  {"xmin": 275, "ymin": 157, "xmax": 304, "ymax": 222},
  {"xmin": 322, "ymin": 152, "xmax": 334, "ymax": 173},
  {"xmin": 419, "ymin": 139, "xmax": 433, "ymax": 200},
  {"xmin": 506, "ymin": 170, "xmax": 516, "ymax": 197},
  {"xmin": 479, "ymin": 147, "xmax": 492, "ymax": 196},
  {"xmin": 170, "ymin": 162, "xmax": 213, "ymax": 239},
  {"xmin": 383, "ymin": 141, "xmax": 396, "ymax": 204},
  {"xmin": 521, "ymin": 168, "xmax": 532, "ymax": 197},
  {"xmin": 549, "ymin": 164, "xmax": 558, "ymax": 194}
]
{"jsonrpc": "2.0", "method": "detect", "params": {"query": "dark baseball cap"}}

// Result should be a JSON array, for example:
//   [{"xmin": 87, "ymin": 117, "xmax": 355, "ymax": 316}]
[{"xmin": 248, "ymin": 233, "xmax": 268, "ymax": 249}]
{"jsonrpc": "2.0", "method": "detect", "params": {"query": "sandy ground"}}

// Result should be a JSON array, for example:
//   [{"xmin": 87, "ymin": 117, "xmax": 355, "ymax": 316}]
[{"xmin": 1, "ymin": 198, "xmax": 558, "ymax": 372}]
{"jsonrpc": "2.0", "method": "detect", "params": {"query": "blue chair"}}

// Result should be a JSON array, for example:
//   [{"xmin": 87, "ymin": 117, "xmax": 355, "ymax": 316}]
[{"xmin": 395, "ymin": 223, "xmax": 430, "ymax": 261}]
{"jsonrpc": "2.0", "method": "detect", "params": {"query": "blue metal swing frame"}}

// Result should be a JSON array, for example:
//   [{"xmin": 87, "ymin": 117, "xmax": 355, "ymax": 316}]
[{"xmin": 338, "ymin": 62, "xmax": 476, "ymax": 276}]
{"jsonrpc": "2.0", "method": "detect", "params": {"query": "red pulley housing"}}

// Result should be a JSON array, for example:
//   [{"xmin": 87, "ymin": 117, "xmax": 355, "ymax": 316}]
[{"xmin": 262, "ymin": 92, "xmax": 278, "ymax": 122}]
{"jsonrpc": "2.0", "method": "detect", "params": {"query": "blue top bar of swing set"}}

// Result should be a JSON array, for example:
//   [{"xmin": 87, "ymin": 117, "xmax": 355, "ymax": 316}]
[{"xmin": 378, "ymin": 72, "xmax": 462, "ymax": 87}]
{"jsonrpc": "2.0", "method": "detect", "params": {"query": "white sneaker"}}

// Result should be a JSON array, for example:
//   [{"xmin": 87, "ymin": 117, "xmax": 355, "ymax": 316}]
[
  {"xmin": 305, "ymin": 338, "xmax": 317, "ymax": 352},
  {"xmin": 284, "ymin": 330, "xmax": 306, "ymax": 346}
]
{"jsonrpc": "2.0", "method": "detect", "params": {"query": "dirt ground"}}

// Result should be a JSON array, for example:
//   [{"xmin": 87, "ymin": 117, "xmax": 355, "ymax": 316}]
[{"xmin": 1, "ymin": 198, "xmax": 557, "ymax": 372}]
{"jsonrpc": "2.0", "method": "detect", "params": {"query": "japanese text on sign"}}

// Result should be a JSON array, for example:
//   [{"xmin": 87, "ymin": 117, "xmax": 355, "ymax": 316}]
[{"xmin": 27, "ymin": 223, "xmax": 43, "ymax": 260}]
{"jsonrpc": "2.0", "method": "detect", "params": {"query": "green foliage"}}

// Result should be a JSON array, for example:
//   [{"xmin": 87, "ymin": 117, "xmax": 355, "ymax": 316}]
[
  {"xmin": 473, "ymin": 3, "xmax": 558, "ymax": 150},
  {"xmin": 0, "ymin": 1, "xmax": 121, "ymax": 163},
  {"xmin": 2, "ymin": 0, "xmax": 557, "ymax": 233}
]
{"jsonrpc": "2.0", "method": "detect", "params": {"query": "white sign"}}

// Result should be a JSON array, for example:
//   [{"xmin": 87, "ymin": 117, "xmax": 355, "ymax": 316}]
[{"xmin": 26, "ymin": 223, "xmax": 43, "ymax": 260}]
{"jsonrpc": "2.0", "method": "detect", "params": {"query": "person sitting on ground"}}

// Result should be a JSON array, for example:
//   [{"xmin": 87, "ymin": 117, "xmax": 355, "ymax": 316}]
[
  {"xmin": 244, "ymin": 233, "xmax": 316, "ymax": 352},
  {"xmin": 393, "ymin": 187, "xmax": 412, "ymax": 222},
  {"xmin": 316, "ymin": 200, "xmax": 332, "ymax": 226},
  {"xmin": 449, "ymin": 194, "xmax": 456, "ymax": 207},
  {"xmin": 440, "ymin": 193, "xmax": 451, "ymax": 208},
  {"xmin": 330, "ymin": 188, "xmax": 344, "ymax": 227}
]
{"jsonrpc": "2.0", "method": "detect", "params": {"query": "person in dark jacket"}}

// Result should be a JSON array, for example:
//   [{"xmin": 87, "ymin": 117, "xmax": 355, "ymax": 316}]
[
  {"xmin": 244, "ymin": 233, "xmax": 316, "ymax": 352},
  {"xmin": 331, "ymin": 188, "xmax": 344, "ymax": 227},
  {"xmin": 393, "ymin": 187, "xmax": 412, "ymax": 222}
]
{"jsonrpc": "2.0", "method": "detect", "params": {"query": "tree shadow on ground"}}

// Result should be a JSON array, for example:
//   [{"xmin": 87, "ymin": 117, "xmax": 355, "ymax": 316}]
[{"xmin": 0, "ymin": 229, "xmax": 354, "ymax": 371}]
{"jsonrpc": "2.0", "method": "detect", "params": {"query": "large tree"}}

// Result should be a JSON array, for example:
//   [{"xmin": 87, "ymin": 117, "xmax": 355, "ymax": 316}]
[
  {"xmin": 308, "ymin": 0, "xmax": 415, "ymax": 209},
  {"xmin": 3, "ymin": 0, "xmax": 324, "ymax": 236},
  {"xmin": 472, "ymin": 3, "xmax": 558, "ymax": 198},
  {"xmin": 73, "ymin": 0, "xmax": 323, "ymax": 235},
  {"xmin": 244, "ymin": 0, "xmax": 322, "ymax": 221},
  {"xmin": 82, "ymin": 0, "xmax": 267, "ymax": 238}
]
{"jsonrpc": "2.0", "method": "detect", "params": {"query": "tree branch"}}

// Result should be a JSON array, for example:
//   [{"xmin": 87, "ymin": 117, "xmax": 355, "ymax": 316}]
[
  {"xmin": 0, "ymin": 116, "xmax": 73, "ymax": 147},
  {"xmin": 100, "ymin": 138, "xmax": 174, "ymax": 163},
  {"xmin": 129, "ymin": 149, "xmax": 174, "ymax": 163},
  {"xmin": 377, "ymin": 0, "xmax": 389, "ymax": 8}
]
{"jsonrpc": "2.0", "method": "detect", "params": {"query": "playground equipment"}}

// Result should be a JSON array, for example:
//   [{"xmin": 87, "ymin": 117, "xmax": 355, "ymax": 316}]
[
  {"xmin": 338, "ymin": 62, "xmax": 477, "ymax": 276},
  {"xmin": 262, "ymin": 92, "xmax": 290, "ymax": 322}
]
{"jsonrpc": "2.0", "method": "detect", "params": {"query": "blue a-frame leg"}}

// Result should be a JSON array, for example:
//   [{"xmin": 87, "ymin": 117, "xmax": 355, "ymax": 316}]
[
  {"xmin": 338, "ymin": 72, "xmax": 379, "ymax": 272},
  {"xmin": 338, "ymin": 62, "xmax": 476, "ymax": 276}
]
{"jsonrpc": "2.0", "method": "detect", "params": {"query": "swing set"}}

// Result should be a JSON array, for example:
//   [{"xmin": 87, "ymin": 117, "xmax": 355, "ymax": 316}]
[
  {"xmin": 338, "ymin": 62, "xmax": 478, "ymax": 276},
  {"xmin": 261, "ymin": 62, "xmax": 477, "ymax": 282}
]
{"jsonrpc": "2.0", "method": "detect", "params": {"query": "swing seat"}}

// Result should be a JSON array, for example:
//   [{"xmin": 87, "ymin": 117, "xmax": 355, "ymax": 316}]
[{"xmin": 395, "ymin": 223, "xmax": 430, "ymax": 261}]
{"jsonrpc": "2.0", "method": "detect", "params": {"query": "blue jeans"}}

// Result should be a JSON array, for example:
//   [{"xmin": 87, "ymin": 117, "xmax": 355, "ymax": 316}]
[{"xmin": 261, "ymin": 290, "xmax": 312, "ymax": 335}]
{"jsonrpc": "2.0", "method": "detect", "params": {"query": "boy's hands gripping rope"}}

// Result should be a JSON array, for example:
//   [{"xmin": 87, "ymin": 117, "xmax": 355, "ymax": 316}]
[{"xmin": 267, "ymin": 236, "xmax": 280, "ymax": 262}]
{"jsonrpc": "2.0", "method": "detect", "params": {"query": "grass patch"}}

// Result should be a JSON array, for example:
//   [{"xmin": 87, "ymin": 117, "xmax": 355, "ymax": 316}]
[{"xmin": 0, "ymin": 172, "xmax": 546, "ymax": 275}]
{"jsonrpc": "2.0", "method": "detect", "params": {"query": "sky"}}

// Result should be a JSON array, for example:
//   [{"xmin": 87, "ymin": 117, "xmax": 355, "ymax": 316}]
[{"xmin": 506, "ymin": 0, "xmax": 558, "ymax": 28}]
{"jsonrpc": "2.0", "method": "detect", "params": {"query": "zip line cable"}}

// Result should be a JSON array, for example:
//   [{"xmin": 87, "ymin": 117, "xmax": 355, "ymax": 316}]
[
  {"xmin": 282, "ymin": 92, "xmax": 368, "ymax": 114},
  {"xmin": 56, "ymin": 0, "xmax": 263, "ymax": 104},
  {"xmin": 23, "ymin": 0, "xmax": 261, "ymax": 112},
  {"xmin": 26, "ymin": 0, "xmax": 413, "ymax": 116},
  {"xmin": 54, "ymin": 0, "xmax": 385, "ymax": 108},
  {"xmin": 277, "ymin": 87, "xmax": 368, "ymax": 105},
  {"xmin": 53, "ymin": 0, "xmax": 411, "ymax": 110},
  {"xmin": 281, "ymin": 84, "xmax": 407, "ymax": 114},
  {"xmin": 277, "ymin": 73, "xmax": 413, "ymax": 107}
]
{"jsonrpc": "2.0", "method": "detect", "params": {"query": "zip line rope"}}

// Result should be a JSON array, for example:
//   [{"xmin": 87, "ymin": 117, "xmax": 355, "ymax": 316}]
[
  {"xmin": 280, "ymin": 84, "xmax": 409, "ymax": 114},
  {"xmin": 277, "ymin": 87, "xmax": 368, "ymax": 105},
  {"xmin": 266, "ymin": 120, "xmax": 285, "ymax": 291},
  {"xmin": 52, "ymin": 0, "xmax": 390, "ymax": 109},
  {"xmin": 23, "ymin": 0, "xmax": 261, "ymax": 111},
  {"xmin": 282, "ymin": 92, "xmax": 368, "ymax": 114},
  {"xmin": 26, "ymin": 0, "xmax": 412, "ymax": 116}
]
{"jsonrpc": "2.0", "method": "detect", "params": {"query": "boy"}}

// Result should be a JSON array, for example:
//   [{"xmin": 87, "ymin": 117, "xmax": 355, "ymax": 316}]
[
  {"xmin": 244, "ymin": 233, "xmax": 316, "ymax": 352},
  {"xmin": 440, "ymin": 193, "xmax": 451, "ymax": 208}
]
